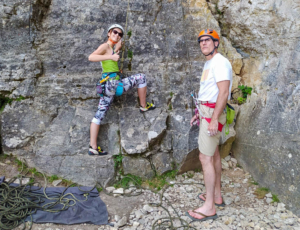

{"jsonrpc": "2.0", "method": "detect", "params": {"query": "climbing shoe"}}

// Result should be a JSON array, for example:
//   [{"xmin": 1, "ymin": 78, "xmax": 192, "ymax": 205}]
[
  {"xmin": 88, "ymin": 145, "xmax": 108, "ymax": 156},
  {"xmin": 140, "ymin": 102, "xmax": 156, "ymax": 113}
]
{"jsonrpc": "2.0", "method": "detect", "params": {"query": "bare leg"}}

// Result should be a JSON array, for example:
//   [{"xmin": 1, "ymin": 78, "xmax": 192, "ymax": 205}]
[
  {"xmin": 188, "ymin": 152, "xmax": 216, "ymax": 219},
  {"xmin": 90, "ymin": 122, "xmax": 100, "ymax": 149},
  {"xmin": 198, "ymin": 146, "xmax": 223, "ymax": 204},
  {"xmin": 138, "ymin": 86, "xmax": 147, "ymax": 108},
  {"xmin": 213, "ymin": 146, "xmax": 223, "ymax": 204}
]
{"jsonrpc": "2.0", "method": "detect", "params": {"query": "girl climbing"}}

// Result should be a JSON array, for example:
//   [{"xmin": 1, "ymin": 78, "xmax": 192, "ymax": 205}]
[{"xmin": 88, "ymin": 24, "xmax": 155, "ymax": 155}]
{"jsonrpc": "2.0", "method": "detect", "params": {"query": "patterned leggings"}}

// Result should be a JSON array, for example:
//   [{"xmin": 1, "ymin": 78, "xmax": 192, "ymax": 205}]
[{"xmin": 91, "ymin": 73, "xmax": 147, "ymax": 125}]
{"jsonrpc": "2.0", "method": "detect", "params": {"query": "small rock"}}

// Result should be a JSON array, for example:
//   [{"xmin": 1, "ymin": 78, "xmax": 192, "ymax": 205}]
[
  {"xmin": 266, "ymin": 198, "xmax": 273, "ymax": 204},
  {"xmin": 221, "ymin": 159, "xmax": 229, "ymax": 169},
  {"xmin": 20, "ymin": 178, "xmax": 30, "ymax": 184},
  {"xmin": 284, "ymin": 218, "xmax": 295, "ymax": 225},
  {"xmin": 277, "ymin": 203, "xmax": 286, "ymax": 212},
  {"xmin": 115, "ymin": 216, "xmax": 127, "ymax": 228},
  {"xmin": 224, "ymin": 156, "xmax": 231, "ymax": 161},
  {"xmin": 224, "ymin": 197, "xmax": 233, "ymax": 205},
  {"xmin": 274, "ymin": 222, "xmax": 282, "ymax": 228},
  {"xmin": 106, "ymin": 187, "xmax": 115, "ymax": 193},
  {"xmin": 114, "ymin": 215, "xmax": 121, "ymax": 222},
  {"xmin": 133, "ymin": 221, "xmax": 140, "ymax": 227},
  {"xmin": 265, "ymin": 193, "xmax": 272, "ymax": 198},
  {"xmin": 234, "ymin": 196, "xmax": 241, "ymax": 203},
  {"xmin": 143, "ymin": 204, "xmax": 154, "ymax": 213},
  {"xmin": 113, "ymin": 188, "xmax": 124, "ymax": 194},
  {"xmin": 231, "ymin": 158, "xmax": 237, "ymax": 164},
  {"xmin": 185, "ymin": 186, "xmax": 194, "ymax": 193},
  {"xmin": 0, "ymin": 162, "xmax": 6, "ymax": 166},
  {"xmin": 5, "ymin": 160, "xmax": 11, "ymax": 164},
  {"xmin": 52, "ymin": 179, "xmax": 62, "ymax": 187},
  {"xmin": 124, "ymin": 189, "xmax": 131, "ymax": 194},
  {"xmin": 135, "ymin": 210, "xmax": 143, "ymax": 219}
]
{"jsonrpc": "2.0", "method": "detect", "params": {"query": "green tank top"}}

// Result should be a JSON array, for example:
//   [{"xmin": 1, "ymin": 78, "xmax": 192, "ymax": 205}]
[
  {"xmin": 101, "ymin": 44, "xmax": 120, "ymax": 80},
  {"xmin": 101, "ymin": 59, "xmax": 119, "ymax": 73}
]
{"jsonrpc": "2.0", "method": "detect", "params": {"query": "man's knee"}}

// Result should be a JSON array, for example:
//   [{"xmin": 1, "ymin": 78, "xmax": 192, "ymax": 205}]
[{"xmin": 199, "ymin": 151, "xmax": 213, "ymax": 164}]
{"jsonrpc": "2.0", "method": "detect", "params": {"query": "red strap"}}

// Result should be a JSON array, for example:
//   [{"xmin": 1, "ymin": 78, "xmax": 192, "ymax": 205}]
[
  {"xmin": 202, "ymin": 117, "xmax": 224, "ymax": 132},
  {"xmin": 202, "ymin": 102, "xmax": 216, "ymax": 108}
]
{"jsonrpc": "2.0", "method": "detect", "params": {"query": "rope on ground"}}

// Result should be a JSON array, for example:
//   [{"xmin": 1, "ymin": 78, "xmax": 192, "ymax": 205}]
[
  {"xmin": 0, "ymin": 162, "xmax": 95, "ymax": 230},
  {"xmin": 98, "ymin": 174, "xmax": 204, "ymax": 230}
]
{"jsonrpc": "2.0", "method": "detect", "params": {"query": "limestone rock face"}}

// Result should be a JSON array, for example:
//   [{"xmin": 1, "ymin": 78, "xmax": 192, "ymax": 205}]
[
  {"xmin": 210, "ymin": 0, "xmax": 300, "ymax": 216},
  {"xmin": 3, "ymin": 0, "xmax": 299, "ymax": 216}
]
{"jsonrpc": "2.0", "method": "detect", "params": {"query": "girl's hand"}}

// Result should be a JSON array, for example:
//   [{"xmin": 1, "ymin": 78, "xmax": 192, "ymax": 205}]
[
  {"xmin": 115, "ymin": 40, "xmax": 123, "ymax": 51},
  {"xmin": 111, "ymin": 51, "xmax": 120, "ymax": 61}
]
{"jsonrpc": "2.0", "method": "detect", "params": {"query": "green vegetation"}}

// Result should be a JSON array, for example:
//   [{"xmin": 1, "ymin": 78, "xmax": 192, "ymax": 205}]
[
  {"xmin": 272, "ymin": 194, "xmax": 280, "ymax": 203},
  {"xmin": 237, "ymin": 85, "xmax": 252, "ymax": 104},
  {"xmin": 168, "ymin": 92, "xmax": 173, "ymax": 110},
  {"xmin": 249, "ymin": 177, "xmax": 259, "ymax": 185},
  {"xmin": 215, "ymin": 3, "xmax": 223, "ymax": 15},
  {"xmin": 0, "ymin": 154, "xmax": 9, "ymax": 161},
  {"xmin": 61, "ymin": 179, "xmax": 76, "ymax": 187},
  {"xmin": 47, "ymin": 175, "xmax": 59, "ymax": 183},
  {"xmin": 254, "ymin": 187, "xmax": 270, "ymax": 199},
  {"xmin": 96, "ymin": 187, "xmax": 103, "ymax": 192},
  {"xmin": 186, "ymin": 172, "xmax": 194, "ymax": 178},
  {"xmin": 114, "ymin": 174, "xmax": 142, "ymax": 189},
  {"xmin": 145, "ymin": 170, "xmax": 178, "ymax": 191},
  {"xmin": 236, "ymin": 163, "xmax": 243, "ymax": 169},
  {"xmin": 0, "ymin": 95, "xmax": 13, "ymax": 112},
  {"xmin": 0, "ymin": 95, "xmax": 26, "ymax": 112},
  {"xmin": 113, "ymin": 152, "xmax": 123, "ymax": 169},
  {"xmin": 127, "ymin": 30, "xmax": 132, "ymax": 39},
  {"xmin": 127, "ymin": 49, "xmax": 133, "ymax": 59}
]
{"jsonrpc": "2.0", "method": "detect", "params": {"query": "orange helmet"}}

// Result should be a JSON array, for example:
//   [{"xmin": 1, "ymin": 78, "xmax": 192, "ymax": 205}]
[{"xmin": 198, "ymin": 29, "xmax": 220, "ymax": 44}]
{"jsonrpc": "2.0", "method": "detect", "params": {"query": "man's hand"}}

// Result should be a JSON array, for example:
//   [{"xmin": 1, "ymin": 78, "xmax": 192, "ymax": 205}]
[
  {"xmin": 207, "ymin": 118, "xmax": 218, "ymax": 136},
  {"xmin": 190, "ymin": 115, "xmax": 198, "ymax": 127},
  {"xmin": 111, "ymin": 51, "xmax": 120, "ymax": 61}
]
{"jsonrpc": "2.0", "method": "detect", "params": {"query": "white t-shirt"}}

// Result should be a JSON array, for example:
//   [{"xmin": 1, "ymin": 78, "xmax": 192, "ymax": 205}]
[{"xmin": 198, "ymin": 53, "xmax": 232, "ymax": 102}]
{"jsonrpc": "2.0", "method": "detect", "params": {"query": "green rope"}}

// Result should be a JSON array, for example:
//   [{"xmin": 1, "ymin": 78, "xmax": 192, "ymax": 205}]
[
  {"xmin": 0, "ymin": 162, "xmax": 95, "ymax": 230},
  {"xmin": 98, "ymin": 174, "xmax": 204, "ymax": 230}
]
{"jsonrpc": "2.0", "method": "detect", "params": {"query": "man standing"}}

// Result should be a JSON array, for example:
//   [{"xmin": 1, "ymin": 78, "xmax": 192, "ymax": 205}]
[{"xmin": 187, "ymin": 29, "xmax": 232, "ymax": 221}]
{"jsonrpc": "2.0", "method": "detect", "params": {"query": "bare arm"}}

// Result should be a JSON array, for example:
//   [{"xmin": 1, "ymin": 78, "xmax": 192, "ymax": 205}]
[
  {"xmin": 88, "ymin": 43, "xmax": 120, "ymax": 62},
  {"xmin": 207, "ymin": 80, "xmax": 230, "ymax": 136}
]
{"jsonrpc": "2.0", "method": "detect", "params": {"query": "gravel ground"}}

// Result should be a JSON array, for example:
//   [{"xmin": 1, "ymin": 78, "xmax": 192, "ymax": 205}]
[{"xmin": 1, "ymin": 155, "xmax": 300, "ymax": 230}]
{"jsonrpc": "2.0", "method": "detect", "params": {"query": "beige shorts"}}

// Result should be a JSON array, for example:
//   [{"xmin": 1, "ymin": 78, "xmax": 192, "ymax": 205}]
[{"xmin": 198, "ymin": 104, "xmax": 226, "ymax": 156}]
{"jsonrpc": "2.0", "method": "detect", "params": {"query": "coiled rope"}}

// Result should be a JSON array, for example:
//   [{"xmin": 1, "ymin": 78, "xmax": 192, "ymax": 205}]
[{"xmin": 0, "ymin": 163, "xmax": 95, "ymax": 230}]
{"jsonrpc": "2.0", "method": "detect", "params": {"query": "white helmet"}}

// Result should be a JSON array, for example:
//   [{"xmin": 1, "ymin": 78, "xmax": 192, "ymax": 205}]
[{"xmin": 107, "ymin": 24, "xmax": 124, "ymax": 34}]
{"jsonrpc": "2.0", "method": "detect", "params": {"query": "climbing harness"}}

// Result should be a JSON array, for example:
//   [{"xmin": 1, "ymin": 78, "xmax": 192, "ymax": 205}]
[
  {"xmin": 190, "ymin": 93, "xmax": 235, "ymax": 135},
  {"xmin": 96, "ymin": 72, "xmax": 123, "ymax": 97}
]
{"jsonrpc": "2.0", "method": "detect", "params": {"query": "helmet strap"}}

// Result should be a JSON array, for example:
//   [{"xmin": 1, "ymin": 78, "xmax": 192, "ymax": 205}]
[
  {"xmin": 203, "ymin": 46, "xmax": 217, "ymax": 57},
  {"xmin": 108, "ymin": 37, "xmax": 118, "ymax": 45}
]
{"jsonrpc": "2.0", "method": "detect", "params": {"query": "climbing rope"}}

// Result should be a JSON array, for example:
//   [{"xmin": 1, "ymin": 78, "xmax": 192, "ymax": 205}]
[
  {"xmin": 98, "ymin": 174, "xmax": 204, "ymax": 230},
  {"xmin": 120, "ymin": 0, "xmax": 131, "ymax": 72},
  {"xmin": 0, "ymin": 162, "xmax": 95, "ymax": 230}
]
